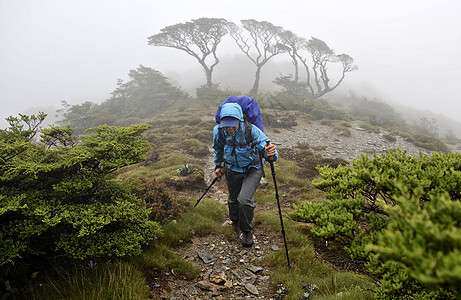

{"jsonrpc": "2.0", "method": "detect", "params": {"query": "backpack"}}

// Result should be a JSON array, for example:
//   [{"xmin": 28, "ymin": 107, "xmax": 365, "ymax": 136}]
[{"xmin": 215, "ymin": 96, "xmax": 264, "ymax": 147}]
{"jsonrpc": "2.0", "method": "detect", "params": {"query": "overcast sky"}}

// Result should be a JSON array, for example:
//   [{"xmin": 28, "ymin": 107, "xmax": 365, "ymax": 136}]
[{"xmin": 1, "ymin": 0, "xmax": 460, "ymax": 128}]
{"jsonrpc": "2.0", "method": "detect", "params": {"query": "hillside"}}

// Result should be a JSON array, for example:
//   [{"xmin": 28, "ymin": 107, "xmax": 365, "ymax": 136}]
[
  {"xmin": 5, "ymin": 89, "xmax": 459, "ymax": 299},
  {"xmin": 150, "ymin": 109, "xmax": 448, "ymax": 299}
]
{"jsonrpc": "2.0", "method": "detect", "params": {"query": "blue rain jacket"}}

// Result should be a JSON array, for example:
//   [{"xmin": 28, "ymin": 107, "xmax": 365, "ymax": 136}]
[{"xmin": 213, "ymin": 103, "xmax": 278, "ymax": 173}]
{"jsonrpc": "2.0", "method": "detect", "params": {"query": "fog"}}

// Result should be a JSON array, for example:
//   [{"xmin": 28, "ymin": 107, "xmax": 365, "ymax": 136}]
[{"xmin": 1, "ymin": 0, "xmax": 461, "ymax": 129}]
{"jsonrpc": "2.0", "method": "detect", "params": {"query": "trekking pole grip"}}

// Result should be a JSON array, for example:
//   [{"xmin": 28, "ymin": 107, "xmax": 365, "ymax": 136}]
[{"xmin": 265, "ymin": 140, "xmax": 274, "ymax": 162}]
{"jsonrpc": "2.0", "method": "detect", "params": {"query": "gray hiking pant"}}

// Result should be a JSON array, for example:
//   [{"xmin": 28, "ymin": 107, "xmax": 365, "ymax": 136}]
[{"xmin": 225, "ymin": 167, "xmax": 263, "ymax": 233}]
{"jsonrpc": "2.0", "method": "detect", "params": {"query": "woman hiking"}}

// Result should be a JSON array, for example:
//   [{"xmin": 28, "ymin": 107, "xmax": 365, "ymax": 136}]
[{"xmin": 213, "ymin": 101, "xmax": 278, "ymax": 247}]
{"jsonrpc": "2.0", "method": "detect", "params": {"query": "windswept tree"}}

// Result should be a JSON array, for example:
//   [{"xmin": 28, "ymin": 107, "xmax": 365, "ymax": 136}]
[
  {"xmin": 304, "ymin": 37, "xmax": 357, "ymax": 98},
  {"xmin": 278, "ymin": 35, "xmax": 358, "ymax": 99},
  {"xmin": 148, "ymin": 18, "xmax": 229, "ymax": 87},
  {"xmin": 227, "ymin": 19, "xmax": 286, "ymax": 96},
  {"xmin": 278, "ymin": 30, "xmax": 307, "ymax": 83}
]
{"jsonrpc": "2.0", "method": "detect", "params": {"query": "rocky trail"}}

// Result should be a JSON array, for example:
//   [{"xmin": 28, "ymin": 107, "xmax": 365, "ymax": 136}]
[
  {"xmin": 150, "ymin": 155, "xmax": 286, "ymax": 299},
  {"xmin": 149, "ymin": 178, "xmax": 286, "ymax": 299},
  {"xmin": 149, "ymin": 115, "xmax": 453, "ymax": 299}
]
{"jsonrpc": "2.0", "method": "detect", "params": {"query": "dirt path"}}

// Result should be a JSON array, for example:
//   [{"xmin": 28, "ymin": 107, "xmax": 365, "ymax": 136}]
[{"xmin": 149, "ymin": 144, "xmax": 287, "ymax": 299}]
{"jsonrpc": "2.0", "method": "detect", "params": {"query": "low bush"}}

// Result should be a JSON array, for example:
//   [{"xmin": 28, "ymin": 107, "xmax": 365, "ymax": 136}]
[
  {"xmin": 291, "ymin": 150, "xmax": 461, "ymax": 298},
  {"xmin": 128, "ymin": 178, "xmax": 183, "ymax": 224}
]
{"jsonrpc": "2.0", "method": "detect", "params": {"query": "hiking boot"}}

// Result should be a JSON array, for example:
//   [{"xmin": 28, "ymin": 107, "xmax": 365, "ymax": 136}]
[
  {"xmin": 241, "ymin": 231, "xmax": 254, "ymax": 247},
  {"xmin": 232, "ymin": 222, "xmax": 241, "ymax": 237}
]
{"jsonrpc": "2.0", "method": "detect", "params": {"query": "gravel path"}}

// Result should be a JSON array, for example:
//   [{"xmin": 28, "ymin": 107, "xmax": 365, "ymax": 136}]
[{"xmin": 266, "ymin": 116, "xmax": 433, "ymax": 163}]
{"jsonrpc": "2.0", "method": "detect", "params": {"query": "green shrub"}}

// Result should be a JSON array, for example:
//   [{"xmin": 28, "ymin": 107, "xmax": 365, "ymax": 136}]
[
  {"xmin": 291, "ymin": 150, "xmax": 461, "ymax": 298},
  {"xmin": 128, "ymin": 178, "xmax": 183, "ymax": 224},
  {"xmin": 0, "ymin": 115, "xmax": 160, "ymax": 266},
  {"xmin": 177, "ymin": 163, "xmax": 197, "ymax": 176},
  {"xmin": 367, "ymin": 192, "xmax": 460, "ymax": 298},
  {"xmin": 339, "ymin": 127, "xmax": 351, "ymax": 137}
]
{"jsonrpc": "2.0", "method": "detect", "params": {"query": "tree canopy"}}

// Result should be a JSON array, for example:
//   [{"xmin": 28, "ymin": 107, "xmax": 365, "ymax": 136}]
[
  {"xmin": 148, "ymin": 17, "xmax": 358, "ymax": 100},
  {"xmin": 57, "ymin": 65, "xmax": 188, "ymax": 133},
  {"xmin": 148, "ymin": 18, "xmax": 229, "ymax": 87},
  {"xmin": 227, "ymin": 19, "xmax": 286, "ymax": 96}
]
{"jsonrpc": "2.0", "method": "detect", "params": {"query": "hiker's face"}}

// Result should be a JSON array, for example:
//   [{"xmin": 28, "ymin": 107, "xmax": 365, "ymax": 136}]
[{"xmin": 225, "ymin": 125, "xmax": 238, "ymax": 135}]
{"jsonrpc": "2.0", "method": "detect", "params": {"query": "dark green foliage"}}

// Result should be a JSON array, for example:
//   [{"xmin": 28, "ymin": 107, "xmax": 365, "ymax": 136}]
[
  {"xmin": 107, "ymin": 65, "xmax": 189, "ymax": 119},
  {"xmin": 291, "ymin": 150, "xmax": 461, "ymax": 298},
  {"xmin": 57, "ymin": 66, "xmax": 189, "ymax": 133},
  {"xmin": 177, "ymin": 163, "xmax": 197, "ymax": 176},
  {"xmin": 0, "ymin": 114, "xmax": 160, "ymax": 266},
  {"xmin": 367, "ymin": 192, "xmax": 460, "ymax": 298}
]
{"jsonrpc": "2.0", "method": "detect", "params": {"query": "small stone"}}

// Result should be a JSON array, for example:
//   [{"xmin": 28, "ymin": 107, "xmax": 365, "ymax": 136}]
[
  {"xmin": 271, "ymin": 245, "xmax": 279, "ymax": 251},
  {"xmin": 232, "ymin": 269, "xmax": 244, "ymax": 277},
  {"xmin": 259, "ymin": 275, "xmax": 270, "ymax": 281},
  {"xmin": 242, "ymin": 276, "xmax": 255, "ymax": 285},
  {"xmin": 247, "ymin": 265, "xmax": 263, "ymax": 273},
  {"xmin": 187, "ymin": 285, "xmax": 197, "ymax": 295},
  {"xmin": 198, "ymin": 252, "xmax": 218, "ymax": 264},
  {"xmin": 245, "ymin": 283, "xmax": 259, "ymax": 295},
  {"xmin": 196, "ymin": 281, "xmax": 214, "ymax": 291},
  {"xmin": 209, "ymin": 272, "xmax": 227, "ymax": 285}
]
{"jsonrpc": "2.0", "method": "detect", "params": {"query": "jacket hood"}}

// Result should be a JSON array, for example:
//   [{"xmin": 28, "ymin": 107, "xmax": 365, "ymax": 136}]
[{"xmin": 219, "ymin": 103, "xmax": 244, "ymax": 121}]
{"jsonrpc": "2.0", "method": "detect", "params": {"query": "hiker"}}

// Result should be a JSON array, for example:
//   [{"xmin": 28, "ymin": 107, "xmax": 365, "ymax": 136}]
[{"xmin": 213, "ymin": 102, "xmax": 278, "ymax": 247}]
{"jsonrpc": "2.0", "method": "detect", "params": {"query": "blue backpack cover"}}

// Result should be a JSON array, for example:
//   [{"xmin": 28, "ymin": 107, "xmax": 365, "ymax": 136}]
[{"xmin": 215, "ymin": 96, "xmax": 264, "ymax": 132}]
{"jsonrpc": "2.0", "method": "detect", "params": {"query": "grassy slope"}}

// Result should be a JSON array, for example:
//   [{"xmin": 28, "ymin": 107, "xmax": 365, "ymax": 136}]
[{"xmin": 6, "ymin": 99, "xmax": 378, "ymax": 299}]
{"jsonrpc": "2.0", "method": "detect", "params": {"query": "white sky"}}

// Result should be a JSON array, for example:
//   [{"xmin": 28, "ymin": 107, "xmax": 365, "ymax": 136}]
[{"xmin": 1, "ymin": 0, "xmax": 461, "ymax": 128}]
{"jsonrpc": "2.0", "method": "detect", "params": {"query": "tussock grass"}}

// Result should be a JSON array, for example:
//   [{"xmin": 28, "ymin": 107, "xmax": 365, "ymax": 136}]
[
  {"xmin": 267, "ymin": 158, "xmax": 307, "ymax": 188},
  {"xmin": 117, "ymin": 153, "xmax": 196, "ymax": 183},
  {"xmin": 129, "ymin": 245, "xmax": 200, "ymax": 280},
  {"xmin": 256, "ymin": 209, "xmax": 374, "ymax": 300},
  {"xmin": 157, "ymin": 199, "xmax": 228, "ymax": 247},
  {"xmin": 25, "ymin": 261, "xmax": 150, "ymax": 300}
]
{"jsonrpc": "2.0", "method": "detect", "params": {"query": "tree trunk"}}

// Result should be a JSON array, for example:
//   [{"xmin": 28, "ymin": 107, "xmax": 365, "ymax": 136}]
[
  {"xmin": 205, "ymin": 70, "xmax": 213, "ymax": 87},
  {"xmin": 249, "ymin": 66, "xmax": 261, "ymax": 96}
]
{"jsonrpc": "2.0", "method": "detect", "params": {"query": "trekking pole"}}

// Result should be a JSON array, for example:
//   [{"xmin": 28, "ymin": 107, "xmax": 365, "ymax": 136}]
[
  {"xmin": 266, "ymin": 140, "xmax": 291, "ymax": 268},
  {"xmin": 194, "ymin": 177, "xmax": 218, "ymax": 207}
]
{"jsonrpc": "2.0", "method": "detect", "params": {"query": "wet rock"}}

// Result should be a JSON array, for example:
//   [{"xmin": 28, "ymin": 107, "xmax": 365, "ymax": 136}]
[
  {"xmin": 245, "ymin": 283, "xmax": 259, "ymax": 295},
  {"xmin": 242, "ymin": 276, "xmax": 256, "ymax": 285},
  {"xmin": 247, "ymin": 265, "xmax": 263, "ymax": 273},
  {"xmin": 209, "ymin": 272, "xmax": 227, "ymax": 285},
  {"xmin": 198, "ymin": 252, "xmax": 218, "ymax": 264}
]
